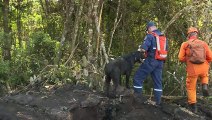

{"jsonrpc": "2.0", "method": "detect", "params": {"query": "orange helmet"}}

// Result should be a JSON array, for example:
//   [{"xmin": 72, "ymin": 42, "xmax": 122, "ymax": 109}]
[{"xmin": 187, "ymin": 27, "xmax": 198, "ymax": 34}]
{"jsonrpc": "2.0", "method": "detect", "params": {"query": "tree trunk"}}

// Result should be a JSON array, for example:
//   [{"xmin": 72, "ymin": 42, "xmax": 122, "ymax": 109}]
[
  {"xmin": 191, "ymin": 0, "xmax": 200, "ymax": 27},
  {"xmin": 95, "ymin": 0, "xmax": 104, "ymax": 58},
  {"xmin": 71, "ymin": 0, "xmax": 84, "ymax": 53},
  {"xmin": 2, "ymin": 0, "xmax": 11, "ymax": 61},
  {"xmin": 25, "ymin": 0, "xmax": 32, "ymax": 50},
  {"xmin": 2, "ymin": 0, "xmax": 11, "ymax": 93},
  {"xmin": 121, "ymin": 0, "xmax": 126, "ymax": 54},
  {"xmin": 39, "ymin": 0, "xmax": 48, "ymax": 18},
  {"xmin": 57, "ymin": 0, "xmax": 74, "ymax": 66},
  {"xmin": 87, "ymin": 0, "xmax": 94, "ymax": 63},
  {"xmin": 17, "ymin": 0, "xmax": 22, "ymax": 47},
  {"xmin": 44, "ymin": 0, "xmax": 50, "ymax": 14},
  {"xmin": 101, "ymin": 34, "xmax": 109, "ymax": 65},
  {"xmin": 93, "ymin": 0, "xmax": 109, "ymax": 66},
  {"xmin": 201, "ymin": 1, "xmax": 211, "ymax": 44},
  {"xmin": 107, "ymin": 0, "xmax": 122, "ymax": 55},
  {"xmin": 162, "ymin": 5, "xmax": 193, "ymax": 34}
]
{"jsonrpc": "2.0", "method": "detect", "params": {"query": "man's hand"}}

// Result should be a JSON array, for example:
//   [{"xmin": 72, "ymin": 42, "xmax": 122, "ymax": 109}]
[
  {"xmin": 138, "ymin": 48, "xmax": 147, "ymax": 58},
  {"xmin": 137, "ymin": 48, "xmax": 145, "ymax": 52},
  {"xmin": 137, "ymin": 45, "xmax": 145, "ymax": 52}
]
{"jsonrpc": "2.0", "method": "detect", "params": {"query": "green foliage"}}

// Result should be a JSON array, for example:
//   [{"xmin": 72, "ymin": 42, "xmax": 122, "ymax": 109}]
[
  {"xmin": 0, "ymin": 32, "xmax": 4, "ymax": 48},
  {"xmin": 0, "ymin": 0, "xmax": 211, "ymax": 95},
  {"xmin": 162, "ymin": 62, "xmax": 187, "ymax": 96},
  {"xmin": 10, "ymin": 48, "xmax": 32, "ymax": 87},
  {"xmin": 0, "ymin": 60, "xmax": 10, "ymax": 81},
  {"xmin": 0, "ymin": 32, "xmax": 11, "ymax": 49},
  {"xmin": 29, "ymin": 31, "xmax": 57, "ymax": 63},
  {"xmin": 46, "ymin": 65, "xmax": 74, "ymax": 85},
  {"xmin": 0, "ymin": 31, "xmax": 59, "ymax": 89}
]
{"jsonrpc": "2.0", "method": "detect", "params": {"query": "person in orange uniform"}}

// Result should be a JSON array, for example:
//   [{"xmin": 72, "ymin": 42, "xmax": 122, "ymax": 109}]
[{"xmin": 178, "ymin": 27, "xmax": 212, "ymax": 113}]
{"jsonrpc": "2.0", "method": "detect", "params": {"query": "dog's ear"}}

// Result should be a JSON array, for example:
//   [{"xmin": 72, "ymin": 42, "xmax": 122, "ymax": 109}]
[
  {"xmin": 134, "ymin": 51, "xmax": 141, "ymax": 58},
  {"xmin": 138, "ymin": 50, "xmax": 146, "ymax": 59},
  {"xmin": 134, "ymin": 51, "xmax": 139, "ymax": 56}
]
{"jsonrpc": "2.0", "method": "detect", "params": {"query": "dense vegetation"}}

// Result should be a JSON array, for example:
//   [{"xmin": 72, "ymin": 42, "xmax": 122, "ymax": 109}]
[{"xmin": 0, "ymin": 0, "xmax": 211, "ymax": 96}]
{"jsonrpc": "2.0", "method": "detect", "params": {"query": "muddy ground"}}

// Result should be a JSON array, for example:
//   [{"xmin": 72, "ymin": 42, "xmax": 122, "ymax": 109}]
[{"xmin": 0, "ymin": 84, "xmax": 212, "ymax": 120}]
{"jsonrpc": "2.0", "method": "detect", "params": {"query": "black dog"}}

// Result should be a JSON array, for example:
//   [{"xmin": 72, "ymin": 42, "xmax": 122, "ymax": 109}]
[{"xmin": 104, "ymin": 51, "xmax": 145, "ymax": 97}]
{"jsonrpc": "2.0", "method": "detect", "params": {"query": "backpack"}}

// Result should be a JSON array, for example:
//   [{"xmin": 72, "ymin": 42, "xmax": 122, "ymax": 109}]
[
  {"xmin": 151, "ymin": 32, "xmax": 168, "ymax": 60},
  {"xmin": 187, "ymin": 39, "xmax": 206, "ymax": 64}
]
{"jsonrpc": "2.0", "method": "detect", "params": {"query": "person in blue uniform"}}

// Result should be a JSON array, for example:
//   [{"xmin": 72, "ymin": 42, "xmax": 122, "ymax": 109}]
[{"xmin": 133, "ymin": 22, "xmax": 168, "ymax": 106}]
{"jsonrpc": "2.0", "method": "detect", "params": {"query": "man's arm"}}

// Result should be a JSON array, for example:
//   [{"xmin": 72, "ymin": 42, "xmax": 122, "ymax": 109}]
[
  {"xmin": 178, "ymin": 42, "xmax": 187, "ymax": 62},
  {"xmin": 205, "ymin": 43, "xmax": 212, "ymax": 62},
  {"xmin": 141, "ymin": 35, "xmax": 152, "ymax": 51}
]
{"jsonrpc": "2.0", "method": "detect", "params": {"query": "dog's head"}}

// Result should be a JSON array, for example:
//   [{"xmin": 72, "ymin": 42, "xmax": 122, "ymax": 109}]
[{"xmin": 133, "ymin": 51, "xmax": 146, "ymax": 63}]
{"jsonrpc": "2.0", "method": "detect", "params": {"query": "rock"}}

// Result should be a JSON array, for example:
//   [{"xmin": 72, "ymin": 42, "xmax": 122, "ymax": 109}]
[
  {"xmin": 0, "ymin": 112, "xmax": 18, "ymax": 120},
  {"xmin": 69, "ymin": 103, "xmax": 79, "ymax": 111},
  {"xmin": 173, "ymin": 107, "xmax": 204, "ymax": 120},
  {"xmin": 0, "ymin": 106, "xmax": 18, "ymax": 120},
  {"xmin": 122, "ymin": 89, "xmax": 134, "ymax": 97},
  {"xmin": 5, "ymin": 94, "xmax": 34, "ymax": 105},
  {"xmin": 81, "ymin": 94, "xmax": 100, "ymax": 108},
  {"xmin": 72, "ymin": 107, "xmax": 98, "ymax": 120},
  {"xmin": 1, "ymin": 84, "xmax": 211, "ymax": 120},
  {"xmin": 116, "ymin": 86, "xmax": 125, "ymax": 95},
  {"xmin": 49, "ymin": 108, "xmax": 71, "ymax": 120}
]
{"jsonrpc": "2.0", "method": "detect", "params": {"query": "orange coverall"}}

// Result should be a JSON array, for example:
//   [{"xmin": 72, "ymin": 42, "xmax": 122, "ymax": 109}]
[{"xmin": 178, "ymin": 39, "xmax": 212, "ymax": 104}]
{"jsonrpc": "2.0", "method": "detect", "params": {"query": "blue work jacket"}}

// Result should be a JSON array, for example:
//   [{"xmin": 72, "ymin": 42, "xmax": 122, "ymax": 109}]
[{"xmin": 141, "ymin": 29, "xmax": 168, "ymax": 59}]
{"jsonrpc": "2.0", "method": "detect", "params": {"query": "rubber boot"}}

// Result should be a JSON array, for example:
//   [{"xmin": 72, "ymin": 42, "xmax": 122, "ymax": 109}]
[
  {"xmin": 202, "ymin": 84, "xmax": 209, "ymax": 97},
  {"xmin": 190, "ymin": 103, "xmax": 197, "ymax": 113},
  {"xmin": 154, "ymin": 91, "xmax": 162, "ymax": 106},
  {"xmin": 133, "ymin": 93, "xmax": 146, "ymax": 104}
]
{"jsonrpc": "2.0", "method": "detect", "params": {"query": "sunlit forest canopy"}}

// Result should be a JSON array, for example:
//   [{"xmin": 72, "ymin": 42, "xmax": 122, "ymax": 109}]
[{"xmin": 0, "ymin": 0, "xmax": 211, "ymax": 95}]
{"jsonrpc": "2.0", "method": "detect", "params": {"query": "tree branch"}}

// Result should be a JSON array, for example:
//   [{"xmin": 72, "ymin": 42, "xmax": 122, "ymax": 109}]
[
  {"xmin": 162, "ymin": 5, "xmax": 194, "ymax": 34},
  {"xmin": 107, "ymin": 0, "xmax": 121, "ymax": 55}
]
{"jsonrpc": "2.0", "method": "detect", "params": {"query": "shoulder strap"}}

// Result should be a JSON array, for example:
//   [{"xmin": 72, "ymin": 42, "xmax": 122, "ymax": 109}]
[
  {"xmin": 151, "ymin": 32, "xmax": 167, "ymax": 50},
  {"xmin": 150, "ymin": 32, "xmax": 167, "ymax": 51},
  {"xmin": 187, "ymin": 39, "xmax": 204, "ymax": 45},
  {"xmin": 156, "ymin": 35, "xmax": 161, "ymax": 50},
  {"xmin": 150, "ymin": 32, "xmax": 160, "ymax": 50},
  {"xmin": 187, "ymin": 39, "xmax": 196, "ymax": 46},
  {"xmin": 188, "ymin": 39, "xmax": 196, "ymax": 43}
]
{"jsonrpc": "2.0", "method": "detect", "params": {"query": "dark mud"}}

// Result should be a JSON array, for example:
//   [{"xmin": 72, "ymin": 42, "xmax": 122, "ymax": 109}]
[{"xmin": 0, "ymin": 84, "xmax": 211, "ymax": 120}]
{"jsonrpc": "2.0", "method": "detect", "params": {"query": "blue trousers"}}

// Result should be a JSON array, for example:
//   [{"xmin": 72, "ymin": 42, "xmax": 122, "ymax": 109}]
[{"xmin": 133, "ymin": 58, "xmax": 164, "ymax": 104}]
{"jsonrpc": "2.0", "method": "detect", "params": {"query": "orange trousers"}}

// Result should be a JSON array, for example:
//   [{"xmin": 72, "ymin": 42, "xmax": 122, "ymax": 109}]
[{"xmin": 186, "ymin": 73, "xmax": 209, "ymax": 104}]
